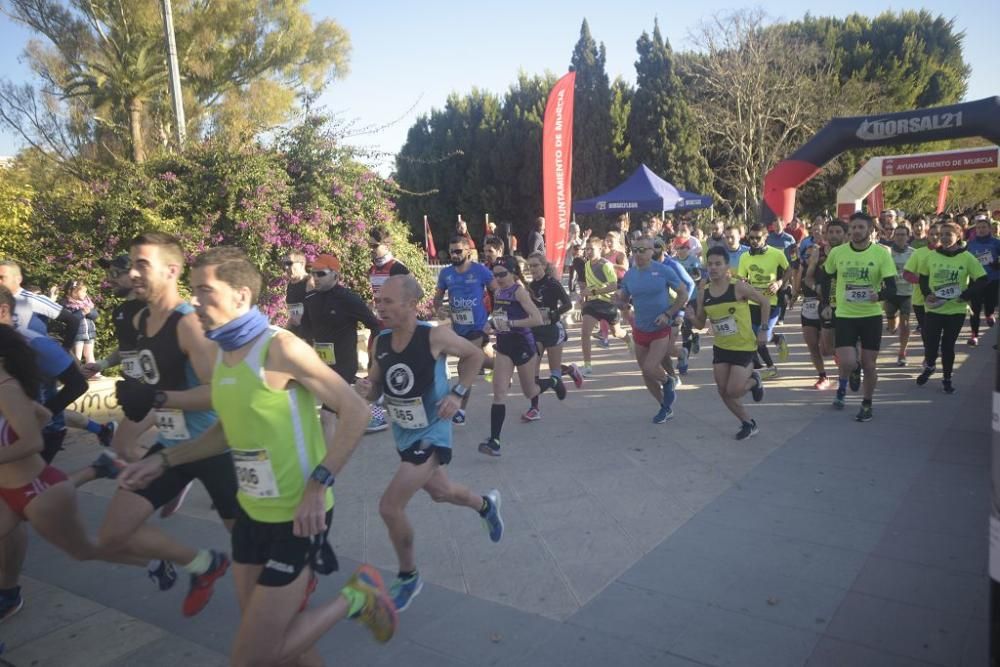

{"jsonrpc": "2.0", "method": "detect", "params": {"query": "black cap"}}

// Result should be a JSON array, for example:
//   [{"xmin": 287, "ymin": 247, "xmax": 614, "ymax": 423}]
[
  {"xmin": 98, "ymin": 254, "xmax": 130, "ymax": 271},
  {"xmin": 493, "ymin": 255, "xmax": 522, "ymax": 277}
]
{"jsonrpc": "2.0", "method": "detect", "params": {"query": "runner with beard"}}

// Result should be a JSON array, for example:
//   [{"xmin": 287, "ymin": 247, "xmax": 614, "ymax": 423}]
[{"xmin": 737, "ymin": 224, "xmax": 789, "ymax": 378}]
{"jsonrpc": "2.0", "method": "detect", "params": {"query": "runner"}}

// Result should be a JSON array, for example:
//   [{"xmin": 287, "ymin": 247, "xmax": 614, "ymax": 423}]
[
  {"xmin": 478, "ymin": 256, "xmax": 561, "ymax": 455},
  {"xmin": 916, "ymin": 222, "xmax": 988, "ymax": 393},
  {"xmin": 799, "ymin": 220, "xmax": 831, "ymax": 388},
  {"xmin": 903, "ymin": 222, "xmax": 941, "ymax": 349},
  {"xmin": 687, "ymin": 246, "xmax": 770, "ymax": 438},
  {"xmin": 120, "ymin": 247, "xmax": 396, "ymax": 663},
  {"xmin": 766, "ymin": 219, "xmax": 798, "ymax": 326},
  {"xmin": 616, "ymin": 236, "xmax": 690, "ymax": 423},
  {"xmin": 101, "ymin": 232, "xmax": 234, "ymax": 616},
  {"xmin": 357, "ymin": 274, "xmax": 503, "ymax": 611},
  {"xmin": 884, "ymin": 226, "xmax": 915, "ymax": 366},
  {"xmin": 965, "ymin": 215, "xmax": 1000, "ymax": 346},
  {"xmin": 300, "ymin": 254, "xmax": 386, "ymax": 433},
  {"xmin": 820, "ymin": 213, "xmax": 898, "ymax": 421},
  {"xmin": 280, "ymin": 250, "xmax": 310, "ymax": 338},
  {"xmin": 526, "ymin": 252, "xmax": 583, "ymax": 417},
  {"xmin": 433, "ymin": 235, "xmax": 496, "ymax": 424},
  {"xmin": 672, "ymin": 240, "xmax": 703, "ymax": 374},
  {"xmin": 721, "ymin": 226, "xmax": 750, "ymax": 271},
  {"xmin": 737, "ymin": 223, "xmax": 789, "ymax": 378},
  {"xmin": 580, "ymin": 237, "xmax": 628, "ymax": 376}
]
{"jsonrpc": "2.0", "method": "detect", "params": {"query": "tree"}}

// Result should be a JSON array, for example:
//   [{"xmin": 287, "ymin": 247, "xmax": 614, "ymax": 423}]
[
  {"xmin": 0, "ymin": 0, "xmax": 350, "ymax": 166},
  {"xmin": 569, "ymin": 19, "xmax": 615, "ymax": 200},
  {"xmin": 626, "ymin": 20, "xmax": 713, "ymax": 195},
  {"xmin": 609, "ymin": 76, "xmax": 632, "ymax": 182}
]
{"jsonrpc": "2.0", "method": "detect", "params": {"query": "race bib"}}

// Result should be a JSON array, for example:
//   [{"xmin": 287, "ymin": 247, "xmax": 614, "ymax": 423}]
[
  {"xmin": 801, "ymin": 298, "xmax": 820, "ymax": 319},
  {"xmin": 934, "ymin": 283, "xmax": 961, "ymax": 300},
  {"xmin": 154, "ymin": 409, "xmax": 190, "ymax": 440},
  {"xmin": 491, "ymin": 311, "xmax": 509, "ymax": 332},
  {"xmin": 314, "ymin": 343, "xmax": 336, "ymax": 365},
  {"xmin": 451, "ymin": 309, "xmax": 474, "ymax": 326},
  {"xmin": 712, "ymin": 315, "xmax": 738, "ymax": 337},
  {"xmin": 385, "ymin": 396, "xmax": 429, "ymax": 429},
  {"xmin": 120, "ymin": 351, "xmax": 142, "ymax": 379},
  {"xmin": 845, "ymin": 284, "xmax": 874, "ymax": 303},
  {"xmin": 288, "ymin": 303, "xmax": 304, "ymax": 318},
  {"xmin": 232, "ymin": 449, "xmax": 279, "ymax": 498},
  {"xmin": 977, "ymin": 251, "xmax": 992, "ymax": 266}
]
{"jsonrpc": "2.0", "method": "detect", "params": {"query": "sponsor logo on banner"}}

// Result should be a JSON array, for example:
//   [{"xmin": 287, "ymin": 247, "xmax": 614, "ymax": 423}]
[
  {"xmin": 881, "ymin": 148, "xmax": 999, "ymax": 177},
  {"xmin": 856, "ymin": 111, "xmax": 964, "ymax": 141}
]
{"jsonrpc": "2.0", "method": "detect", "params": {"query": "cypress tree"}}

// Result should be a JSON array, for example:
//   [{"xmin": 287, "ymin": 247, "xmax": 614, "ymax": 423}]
[{"xmin": 569, "ymin": 19, "xmax": 616, "ymax": 199}]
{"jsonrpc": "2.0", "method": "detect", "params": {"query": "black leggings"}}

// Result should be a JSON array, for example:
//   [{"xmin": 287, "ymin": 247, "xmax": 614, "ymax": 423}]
[
  {"xmin": 969, "ymin": 280, "xmax": 999, "ymax": 336},
  {"xmin": 922, "ymin": 312, "xmax": 966, "ymax": 377}
]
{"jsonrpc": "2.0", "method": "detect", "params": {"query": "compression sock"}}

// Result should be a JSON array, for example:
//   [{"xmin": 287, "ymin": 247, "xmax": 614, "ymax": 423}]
[
  {"xmin": 490, "ymin": 404, "xmax": 506, "ymax": 440},
  {"xmin": 183, "ymin": 549, "xmax": 212, "ymax": 575},
  {"xmin": 536, "ymin": 378, "xmax": 554, "ymax": 394},
  {"xmin": 530, "ymin": 395, "xmax": 539, "ymax": 410},
  {"xmin": 757, "ymin": 344, "xmax": 775, "ymax": 367},
  {"xmin": 838, "ymin": 378, "xmax": 849, "ymax": 393}
]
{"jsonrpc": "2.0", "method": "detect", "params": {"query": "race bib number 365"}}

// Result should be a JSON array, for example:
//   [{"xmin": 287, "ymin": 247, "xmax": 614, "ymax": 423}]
[
  {"xmin": 385, "ymin": 397, "xmax": 429, "ymax": 429},
  {"xmin": 233, "ymin": 449, "xmax": 279, "ymax": 498}
]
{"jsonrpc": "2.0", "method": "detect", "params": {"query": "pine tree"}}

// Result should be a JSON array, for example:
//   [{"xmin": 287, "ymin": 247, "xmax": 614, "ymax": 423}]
[
  {"xmin": 626, "ymin": 20, "xmax": 713, "ymax": 195},
  {"xmin": 569, "ymin": 19, "xmax": 616, "ymax": 199}
]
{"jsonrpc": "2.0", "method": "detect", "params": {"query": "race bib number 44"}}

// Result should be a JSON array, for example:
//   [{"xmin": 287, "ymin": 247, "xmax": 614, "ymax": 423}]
[
  {"xmin": 385, "ymin": 396, "xmax": 429, "ymax": 429},
  {"xmin": 154, "ymin": 409, "xmax": 190, "ymax": 440},
  {"xmin": 232, "ymin": 449, "xmax": 279, "ymax": 498},
  {"xmin": 845, "ymin": 284, "xmax": 874, "ymax": 303},
  {"xmin": 712, "ymin": 316, "xmax": 738, "ymax": 337}
]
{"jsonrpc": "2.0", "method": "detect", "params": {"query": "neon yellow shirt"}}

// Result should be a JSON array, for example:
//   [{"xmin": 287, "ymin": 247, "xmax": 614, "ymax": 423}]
[
  {"xmin": 920, "ymin": 249, "xmax": 986, "ymax": 315},
  {"xmin": 736, "ymin": 247, "xmax": 788, "ymax": 306},
  {"xmin": 823, "ymin": 243, "xmax": 897, "ymax": 319}
]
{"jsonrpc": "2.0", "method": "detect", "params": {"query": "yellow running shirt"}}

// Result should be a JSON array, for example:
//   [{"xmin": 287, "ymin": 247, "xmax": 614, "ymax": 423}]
[
  {"xmin": 822, "ymin": 242, "xmax": 897, "ymax": 319},
  {"xmin": 737, "ymin": 247, "xmax": 788, "ymax": 306}
]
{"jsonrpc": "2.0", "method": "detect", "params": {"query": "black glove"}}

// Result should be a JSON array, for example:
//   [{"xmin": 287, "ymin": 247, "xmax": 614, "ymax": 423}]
[{"xmin": 116, "ymin": 379, "xmax": 158, "ymax": 422}]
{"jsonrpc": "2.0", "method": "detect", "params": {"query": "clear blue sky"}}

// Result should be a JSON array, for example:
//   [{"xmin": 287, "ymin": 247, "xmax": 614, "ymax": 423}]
[{"xmin": 0, "ymin": 0, "xmax": 997, "ymax": 170}]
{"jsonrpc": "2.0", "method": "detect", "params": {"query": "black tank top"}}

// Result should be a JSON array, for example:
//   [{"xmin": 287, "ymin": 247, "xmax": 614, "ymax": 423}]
[
  {"xmin": 136, "ymin": 305, "xmax": 194, "ymax": 390},
  {"xmin": 375, "ymin": 324, "xmax": 438, "ymax": 401}
]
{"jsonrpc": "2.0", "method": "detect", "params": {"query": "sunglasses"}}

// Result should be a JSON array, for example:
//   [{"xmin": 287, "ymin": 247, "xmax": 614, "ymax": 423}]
[
  {"xmin": 449, "ymin": 249, "xmax": 465, "ymax": 255},
  {"xmin": 310, "ymin": 269, "xmax": 332, "ymax": 277},
  {"xmin": 493, "ymin": 270, "xmax": 510, "ymax": 278}
]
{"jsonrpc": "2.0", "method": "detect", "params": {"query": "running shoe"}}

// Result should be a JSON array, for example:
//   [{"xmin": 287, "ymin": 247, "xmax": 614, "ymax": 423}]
[
  {"xmin": 91, "ymin": 452, "xmax": 126, "ymax": 480},
  {"xmin": 160, "ymin": 480, "xmax": 194, "ymax": 518},
  {"xmin": 987, "ymin": 315, "xmax": 996, "ymax": 328},
  {"xmin": 661, "ymin": 376, "xmax": 677, "ymax": 411},
  {"xmin": 942, "ymin": 379, "xmax": 956, "ymax": 395},
  {"xmin": 148, "ymin": 559, "xmax": 178, "ymax": 592},
  {"xmin": 366, "ymin": 413, "xmax": 389, "ymax": 433},
  {"xmin": 968, "ymin": 336, "xmax": 979, "ymax": 347},
  {"xmin": 624, "ymin": 333, "xmax": 634, "ymax": 354},
  {"xmin": 750, "ymin": 370, "xmax": 764, "ymax": 403},
  {"xmin": 916, "ymin": 365, "xmax": 935, "ymax": 386},
  {"xmin": 581, "ymin": 366, "xmax": 593, "ymax": 377},
  {"xmin": 481, "ymin": 489, "xmax": 504, "ymax": 543},
  {"xmin": 552, "ymin": 375, "xmax": 567, "ymax": 400},
  {"xmin": 0, "ymin": 588, "xmax": 22, "ymax": 623},
  {"xmin": 652, "ymin": 406, "xmax": 674, "ymax": 424},
  {"xmin": 389, "ymin": 573, "xmax": 423, "ymax": 614},
  {"xmin": 521, "ymin": 407, "xmax": 541, "ymax": 422},
  {"xmin": 735, "ymin": 420, "xmax": 759, "ymax": 440},
  {"xmin": 832, "ymin": 390, "xmax": 846, "ymax": 409},
  {"xmin": 761, "ymin": 366, "xmax": 778, "ymax": 380},
  {"xmin": 813, "ymin": 376, "xmax": 831, "ymax": 390},
  {"xmin": 855, "ymin": 405, "xmax": 873, "ymax": 422},
  {"xmin": 670, "ymin": 373, "xmax": 683, "ymax": 388},
  {"xmin": 478, "ymin": 437, "xmax": 501, "ymax": 457},
  {"xmin": 848, "ymin": 364, "xmax": 862, "ymax": 392},
  {"xmin": 484, "ymin": 369, "xmax": 494, "ymax": 384},
  {"xmin": 97, "ymin": 420, "xmax": 117, "ymax": 448},
  {"xmin": 775, "ymin": 334, "xmax": 789, "ymax": 362},
  {"xmin": 691, "ymin": 333, "xmax": 701, "ymax": 355},
  {"xmin": 896, "ymin": 355, "xmax": 907, "ymax": 367},
  {"xmin": 182, "ymin": 551, "xmax": 230, "ymax": 617},
  {"xmin": 345, "ymin": 565, "xmax": 397, "ymax": 641},
  {"xmin": 677, "ymin": 347, "xmax": 690, "ymax": 375},
  {"xmin": 451, "ymin": 409, "xmax": 466, "ymax": 426},
  {"xmin": 567, "ymin": 364, "xmax": 584, "ymax": 389},
  {"xmin": 597, "ymin": 336, "xmax": 610, "ymax": 349}
]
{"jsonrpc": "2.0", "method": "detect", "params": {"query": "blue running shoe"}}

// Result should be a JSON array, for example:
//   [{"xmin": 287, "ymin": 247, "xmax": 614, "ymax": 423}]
[
  {"xmin": 451, "ymin": 409, "xmax": 466, "ymax": 426},
  {"xmin": 390, "ymin": 573, "xmax": 424, "ymax": 613},
  {"xmin": 597, "ymin": 336, "xmax": 610, "ymax": 349},
  {"xmin": 481, "ymin": 489, "xmax": 504, "ymax": 543},
  {"xmin": 652, "ymin": 406, "xmax": 674, "ymax": 424},
  {"xmin": 97, "ymin": 420, "xmax": 117, "ymax": 448},
  {"xmin": 661, "ymin": 377, "xmax": 677, "ymax": 411},
  {"xmin": 833, "ymin": 390, "xmax": 846, "ymax": 409},
  {"xmin": 148, "ymin": 559, "xmax": 178, "ymax": 591},
  {"xmin": 366, "ymin": 413, "xmax": 388, "ymax": 434}
]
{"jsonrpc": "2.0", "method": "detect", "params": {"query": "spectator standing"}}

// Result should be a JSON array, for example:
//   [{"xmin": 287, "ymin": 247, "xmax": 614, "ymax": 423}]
[{"xmin": 61, "ymin": 279, "xmax": 99, "ymax": 367}]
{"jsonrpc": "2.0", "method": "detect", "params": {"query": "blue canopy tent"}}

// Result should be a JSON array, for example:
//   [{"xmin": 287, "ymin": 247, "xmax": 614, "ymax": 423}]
[{"xmin": 572, "ymin": 164, "xmax": 713, "ymax": 214}]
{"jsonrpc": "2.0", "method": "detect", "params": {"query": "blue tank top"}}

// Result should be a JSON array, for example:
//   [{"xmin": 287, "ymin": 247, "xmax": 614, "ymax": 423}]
[{"xmin": 492, "ymin": 284, "xmax": 530, "ymax": 335}]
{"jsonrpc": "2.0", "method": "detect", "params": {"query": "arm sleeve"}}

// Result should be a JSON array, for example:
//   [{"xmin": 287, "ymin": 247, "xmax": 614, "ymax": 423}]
[
  {"xmin": 553, "ymin": 281, "xmax": 572, "ymax": 316},
  {"xmin": 879, "ymin": 276, "xmax": 897, "ymax": 300},
  {"xmin": 775, "ymin": 266, "xmax": 786, "ymax": 282},
  {"xmin": 919, "ymin": 275, "xmax": 931, "ymax": 298},
  {"xmin": 961, "ymin": 275, "xmax": 989, "ymax": 301},
  {"xmin": 817, "ymin": 268, "xmax": 831, "ymax": 302},
  {"xmin": 46, "ymin": 362, "xmax": 89, "ymax": 416}
]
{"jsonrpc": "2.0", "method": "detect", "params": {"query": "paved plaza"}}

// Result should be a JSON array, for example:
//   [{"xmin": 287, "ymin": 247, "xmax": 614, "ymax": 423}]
[{"xmin": 0, "ymin": 309, "xmax": 992, "ymax": 666}]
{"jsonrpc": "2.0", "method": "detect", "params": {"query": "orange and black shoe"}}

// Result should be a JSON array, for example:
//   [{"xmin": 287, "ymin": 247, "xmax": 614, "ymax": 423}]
[{"xmin": 182, "ymin": 551, "xmax": 230, "ymax": 617}]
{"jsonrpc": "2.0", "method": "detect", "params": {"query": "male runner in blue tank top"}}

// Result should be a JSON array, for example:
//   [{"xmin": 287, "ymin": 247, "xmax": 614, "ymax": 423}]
[{"xmin": 357, "ymin": 275, "xmax": 504, "ymax": 613}]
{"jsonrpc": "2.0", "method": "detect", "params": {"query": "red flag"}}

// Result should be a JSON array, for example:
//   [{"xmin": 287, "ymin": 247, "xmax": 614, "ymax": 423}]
[
  {"xmin": 423, "ymin": 215, "xmax": 437, "ymax": 260},
  {"xmin": 542, "ymin": 72, "xmax": 575, "ymax": 279},
  {"xmin": 865, "ymin": 184, "xmax": 884, "ymax": 218},
  {"xmin": 936, "ymin": 175, "xmax": 951, "ymax": 214}
]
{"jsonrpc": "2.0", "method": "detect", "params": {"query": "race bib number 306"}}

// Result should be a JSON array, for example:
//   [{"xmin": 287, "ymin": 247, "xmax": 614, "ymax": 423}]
[{"xmin": 233, "ymin": 449, "xmax": 279, "ymax": 498}]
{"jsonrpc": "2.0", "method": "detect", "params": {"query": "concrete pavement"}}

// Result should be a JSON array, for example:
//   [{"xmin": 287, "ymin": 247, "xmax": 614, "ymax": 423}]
[{"xmin": 1, "ymin": 308, "xmax": 992, "ymax": 666}]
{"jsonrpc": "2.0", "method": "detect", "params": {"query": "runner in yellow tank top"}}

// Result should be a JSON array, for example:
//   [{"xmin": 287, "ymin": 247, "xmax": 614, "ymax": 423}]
[
  {"xmin": 120, "ymin": 247, "xmax": 396, "ymax": 664},
  {"xmin": 686, "ymin": 246, "xmax": 771, "ymax": 440}
]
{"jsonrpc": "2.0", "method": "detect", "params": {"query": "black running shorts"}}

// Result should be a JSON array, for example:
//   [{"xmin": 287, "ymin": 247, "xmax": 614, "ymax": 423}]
[
  {"xmin": 712, "ymin": 346, "xmax": 754, "ymax": 367},
  {"xmin": 531, "ymin": 323, "xmax": 567, "ymax": 349},
  {"xmin": 495, "ymin": 333, "xmax": 537, "ymax": 366},
  {"xmin": 232, "ymin": 507, "xmax": 337, "ymax": 587},
  {"xmin": 398, "ymin": 441, "xmax": 452, "ymax": 466},
  {"xmin": 834, "ymin": 315, "xmax": 883, "ymax": 351},
  {"xmin": 133, "ymin": 443, "xmax": 239, "ymax": 520},
  {"xmin": 582, "ymin": 301, "xmax": 619, "ymax": 324}
]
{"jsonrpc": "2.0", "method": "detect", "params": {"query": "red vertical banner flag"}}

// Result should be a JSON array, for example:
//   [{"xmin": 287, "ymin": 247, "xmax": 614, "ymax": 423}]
[
  {"xmin": 936, "ymin": 175, "xmax": 951, "ymax": 214},
  {"xmin": 423, "ymin": 215, "xmax": 437, "ymax": 260},
  {"xmin": 542, "ymin": 72, "xmax": 576, "ymax": 278}
]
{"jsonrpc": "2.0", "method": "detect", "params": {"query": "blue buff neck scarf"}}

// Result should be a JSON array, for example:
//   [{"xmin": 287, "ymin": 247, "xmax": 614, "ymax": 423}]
[{"xmin": 205, "ymin": 308, "xmax": 270, "ymax": 351}]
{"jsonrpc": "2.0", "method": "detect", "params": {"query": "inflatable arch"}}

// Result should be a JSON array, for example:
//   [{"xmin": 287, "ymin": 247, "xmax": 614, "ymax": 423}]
[
  {"xmin": 761, "ymin": 97, "xmax": 1000, "ymax": 224},
  {"xmin": 835, "ymin": 146, "xmax": 999, "ymax": 219}
]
